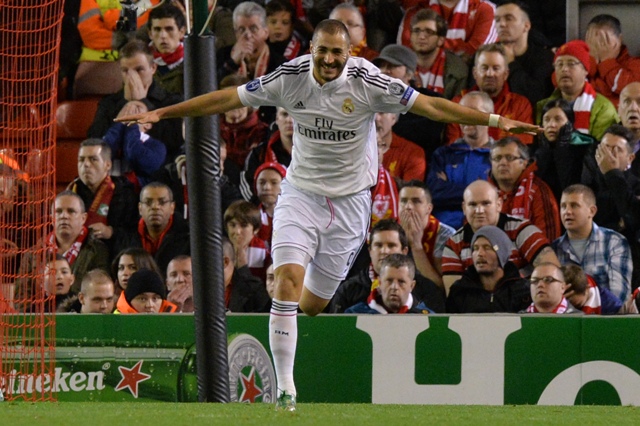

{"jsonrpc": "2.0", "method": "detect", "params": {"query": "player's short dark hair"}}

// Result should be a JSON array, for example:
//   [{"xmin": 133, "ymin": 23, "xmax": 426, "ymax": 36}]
[
  {"xmin": 588, "ymin": 14, "xmax": 622, "ymax": 36},
  {"xmin": 149, "ymin": 3, "xmax": 186, "ymax": 30},
  {"xmin": 603, "ymin": 124, "xmax": 636, "ymax": 153},
  {"xmin": 380, "ymin": 253, "xmax": 415, "ymax": 279},
  {"xmin": 370, "ymin": 219, "xmax": 409, "ymax": 250},
  {"xmin": 400, "ymin": 179, "xmax": 432, "ymax": 204},
  {"xmin": 410, "ymin": 9, "xmax": 447, "ymax": 37},
  {"xmin": 80, "ymin": 138, "xmax": 112, "ymax": 162},
  {"xmin": 224, "ymin": 200, "xmax": 261, "ymax": 231},
  {"xmin": 313, "ymin": 19, "xmax": 351, "ymax": 46},
  {"xmin": 541, "ymin": 98, "xmax": 575, "ymax": 125},
  {"xmin": 492, "ymin": 136, "xmax": 529, "ymax": 161}
]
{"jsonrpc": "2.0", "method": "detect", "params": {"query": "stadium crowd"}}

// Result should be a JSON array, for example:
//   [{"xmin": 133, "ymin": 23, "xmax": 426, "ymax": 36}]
[{"xmin": 4, "ymin": 0, "xmax": 640, "ymax": 315}]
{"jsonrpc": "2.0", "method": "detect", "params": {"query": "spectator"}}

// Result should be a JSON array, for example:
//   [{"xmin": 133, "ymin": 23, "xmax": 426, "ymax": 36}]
[
  {"xmin": 254, "ymin": 161, "xmax": 286, "ymax": 248},
  {"xmin": 115, "ymin": 268, "xmax": 177, "ymax": 313},
  {"xmin": 552, "ymin": 184, "xmax": 632, "ymax": 303},
  {"xmin": 241, "ymin": 106, "xmax": 293, "ymax": 202},
  {"xmin": 147, "ymin": 3, "xmax": 187, "ymax": 95},
  {"xmin": 447, "ymin": 43, "xmax": 534, "ymax": 144},
  {"xmin": 217, "ymin": 1, "xmax": 286, "ymax": 82},
  {"xmin": 223, "ymin": 237, "xmax": 271, "ymax": 312},
  {"xmin": 536, "ymin": 40, "xmax": 618, "ymax": 141},
  {"xmin": 345, "ymin": 254, "xmax": 432, "ymax": 314},
  {"xmin": 585, "ymin": 14, "xmax": 640, "ymax": 108},
  {"xmin": 495, "ymin": 1, "xmax": 554, "ymax": 106},
  {"xmin": 265, "ymin": 263, "xmax": 276, "ymax": 299},
  {"xmin": 488, "ymin": 136, "xmax": 561, "ymax": 241},
  {"xmin": 534, "ymin": 98, "xmax": 596, "ymax": 202},
  {"xmin": 561, "ymin": 263, "xmax": 632, "ymax": 315},
  {"xmin": 111, "ymin": 182, "xmax": 190, "ymax": 277},
  {"xmin": 88, "ymin": 39, "xmax": 184, "ymax": 163},
  {"xmin": 67, "ymin": 139, "xmax": 139, "ymax": 252},
  {"xmin": 219, "ymin": 74, "xmax": 270, "ymax": 170},
  {"xmin": 408, "ymin": 9, "xmax": 468, "ymax": 100},
  {"xmin": 330, "ymin": 219, "xmax": 445, "ymax": 313},
  {"xmin": 442, "ymin": 180, "xmax": 558, "ymax": 294},
  {"xmin": 447, "ymin": 225, "xmax": 531, "ymax": 313},
  {"xmin": 428, "ymin": 91, "xmax": 494, "ymax": 229},
  {"xmin": 525, "ymin": 262, "xmax": 580, "ymax": 313},
  {"xmin": 265, "ymin": 0, "xmax": 309, "ymax": 61},
  {"xmin": 372, "ymin": 44, "xmax": 446, "ymax": 160},
  {"xmin": 15, "ymin": 191, "xmax": 109, "ymax": 311},
  {"xmin": 617, "ymin": 82, "xmax": 640, "ymax": 178},
  {"xmin": 103, "ymin": 103, "xmax": 167, "ymax": 190},
  {"xmin": 166, "ymin": 254, "xmax": 193, "ymax": 313},
  {"xmin": 398, "ymin": 180, "xmax": 455, "ymax": 288},
  {"xmin": 329, "ymin": 4, "xmax": 378, "ymax": 61},
  {"xmin": 78, "ymin": 269, "xmax": 116, "ymax": 314},
  {"xmin": 43, "ymin": 255, "xmax": 77, "ymax": 313},
  {"xmin": 224, "ymin": 200, "xmax": 271, "ymax": 283},
  {"xmin": 111, "ymin": 247, "xmax": 163, "ymax": 296},
  {"xmin": 398, "ymin": 0, "xmax": 498, "ymax": 63},
  {"xmin": 375, "ymin": 112, "xmax": 426, "ymax": 181}
]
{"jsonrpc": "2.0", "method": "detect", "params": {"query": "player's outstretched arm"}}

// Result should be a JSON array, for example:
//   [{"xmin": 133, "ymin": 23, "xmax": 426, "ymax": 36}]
[
  {"xmin": 409, "ymin": 93, "xmax": 542, "ymax": 135},
  {"xmin": 114, "ymin": 87, "xmax": 245, "ymax": 125}
]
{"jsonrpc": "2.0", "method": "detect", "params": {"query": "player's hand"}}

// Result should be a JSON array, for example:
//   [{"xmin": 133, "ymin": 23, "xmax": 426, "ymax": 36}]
[
  {"xmin": 499, "ymin": 116, "xmax": 542, "ymax": 136},
  {"xmin": 114, "ymin": 110, "xmax": 161, "ymax": 125}
]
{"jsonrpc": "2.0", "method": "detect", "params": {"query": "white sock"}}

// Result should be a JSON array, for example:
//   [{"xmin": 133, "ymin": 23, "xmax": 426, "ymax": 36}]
[{"xmin": 269, "ymin": 299, "xmax": 299, "ymax": 397}]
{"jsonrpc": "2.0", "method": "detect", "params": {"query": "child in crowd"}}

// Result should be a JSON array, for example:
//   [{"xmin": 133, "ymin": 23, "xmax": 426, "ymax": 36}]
[
  {"xmin": 254, "ymin": 161, "xmax": 286, "ymax": 248},
  {"xmin": 43, "ymin": 254, "xmax": 77, "ymax": 312},
  {"xmin": 265, "ymin": 0, "xmax": 309, "ymax": 61},
  {"xmin": 224, "ymin": 200, "xmax": 271, "ymax": 283},
  {"xmin": 115, "ymin": 268, "xmax": 177, "ymax": 314}
]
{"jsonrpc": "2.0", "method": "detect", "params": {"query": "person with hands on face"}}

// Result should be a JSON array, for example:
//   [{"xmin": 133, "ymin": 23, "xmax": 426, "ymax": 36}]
[
  {"xmin": 166, "ymin": 255, "xmax": 193, "ymax": 313},
  {"xmin": 399, "ymin": 180, "xmax": 455, "ymax": 289},
  {"xmin": 585, "ymin": 14, "xmax": 640, "ymax": 108}
]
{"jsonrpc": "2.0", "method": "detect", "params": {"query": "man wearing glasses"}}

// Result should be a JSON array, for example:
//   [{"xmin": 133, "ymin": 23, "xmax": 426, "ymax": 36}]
[
  {"xmin": 525, "ymin": 262, "xmax": 580, "ymax": 314},
  {"xmin": 111, "ymin": 182, "xmax": 190, "ymax": 276},
  {"xmin": 536, "ymin": 39, "xmax": 618, "ymax": 141},
  {"xmin": 488, "ymin": 136, "xmax": 561, "ymax": 242},
  {"xmin": 408, "ymin": 8, "xmax": 468, "ymax": 100}
]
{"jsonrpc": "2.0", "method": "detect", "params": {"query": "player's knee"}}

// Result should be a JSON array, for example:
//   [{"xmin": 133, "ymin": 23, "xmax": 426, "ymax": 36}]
[
  {"xmin": 274, "ymin": 264, "xmax": 304, "ymax": 300},
  {"xmin": 299, "ymin": 302, "xmax": 324, "ymax": 317}
]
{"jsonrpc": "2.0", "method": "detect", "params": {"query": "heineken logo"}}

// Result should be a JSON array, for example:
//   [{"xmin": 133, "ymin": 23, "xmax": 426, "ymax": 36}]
[
  {"xmin": 115, "ymin": 360, "xmax": 151, "ymax": 398},
  {"xmin": 228, "ymin": 334, "xmax": 276, "ymax": 403},
  {"xmin": 1, "ymin": 367, "xmax": 106, "ymax": 395}
]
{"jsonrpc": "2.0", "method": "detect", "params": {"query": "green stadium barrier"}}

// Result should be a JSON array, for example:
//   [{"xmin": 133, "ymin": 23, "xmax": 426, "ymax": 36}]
[{"xmin": 2, "ymin": 314, "xmax": 640, "ymax": 405}]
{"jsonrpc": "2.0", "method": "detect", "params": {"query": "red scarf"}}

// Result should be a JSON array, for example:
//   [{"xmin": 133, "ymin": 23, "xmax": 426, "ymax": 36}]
[
  {"xmin": 351, "ymin": 38, "xmax": 369, "ymax": 58},
  {"xmin": 138, "ymin": 216, "xmax": 173, "ymax": 255},
  {"xmin": 371, "ymin": 165, "xmax": 399, "ymax": 227},
  {"xmin": 429, "ymin": 0, "xmax": 470, "ymax": 42},
  {"xmin": 151, "ymin": 42, "xmax": 184, "ymax": 70},
  {"xmin": 257, "ymin": 205, "xmax": 273, "ymax": 248},
  {"xmin": 264, "ymin": 130, "xmax": 283, "ymax": 163},
  {"xmin": 367, "ymin": 287, "xmax": 413, "ymax": 314},
  {"xmin": 47, "ymin": 226, "xmax": 89, "ymax": 266},
  {"xmin": 490, "ymin": 162, "xmax": 536, "ymax": 220},
  {"xmin": 580, "ymin": 275, "xmax": 602, "ymax": 315},
  {"xmin": 70, "ymin": 176, "xmax": 115, "ymax": 226},
  {"xmin": 526, "ymin": 297, "xmax": 569, "ymax": 313},
  {"xmin": 572, "ymin": 81, "xmax": 597, "ymax": 135},
  {"xmin": 416, "ymin": 48, "xmax": 446, "ymax": 94},
  {"xmin": 283, "ymin": 35, "xmax": 303, "ymax": 61},
  {"xmin": 421, "ymin": 215, "xmax": 441, "ymax": 264},
  {"xmin": 238, "ymin": 44, "xmax": 270, "ymax": 79}
]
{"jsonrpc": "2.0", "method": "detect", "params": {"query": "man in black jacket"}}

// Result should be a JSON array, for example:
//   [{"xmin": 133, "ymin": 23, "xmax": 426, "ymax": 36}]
[
  {"xmin": 447, "ymin": 225, "xmax": 531, "ymax": 313},
  {"xmin": 223, "ymin": 237, "xmax": 271, "ymax": 312},
  {"xmin": 330, "ymin": 219, "xmax": 445, "ymax": 313}
]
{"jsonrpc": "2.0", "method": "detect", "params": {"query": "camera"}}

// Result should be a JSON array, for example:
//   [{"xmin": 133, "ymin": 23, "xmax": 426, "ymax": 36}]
[{"xmin": 116, "ymin": 0, "xmax": 138, "ymax": 33}]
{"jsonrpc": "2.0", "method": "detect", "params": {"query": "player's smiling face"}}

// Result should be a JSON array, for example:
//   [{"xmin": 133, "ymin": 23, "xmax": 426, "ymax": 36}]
[{"xmin": 311, "ymin": 30, "xmax": 351, "ymax": 85}]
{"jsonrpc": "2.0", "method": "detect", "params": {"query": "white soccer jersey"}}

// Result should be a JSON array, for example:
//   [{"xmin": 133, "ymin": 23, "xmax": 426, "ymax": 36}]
[{"xmin": 237, "ymin": 55, "xmax": 420, "ymax": 197}]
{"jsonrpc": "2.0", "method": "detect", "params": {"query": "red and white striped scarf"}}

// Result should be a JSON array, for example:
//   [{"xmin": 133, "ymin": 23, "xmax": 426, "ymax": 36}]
[
  {"xmin": 238, "ymin": 44, "xmax": 270, "ymax": 79},
  {"xmin": 580, "ymin": 275, "xmax": 602, "ymax": 315},
  {"xmin": 429, "ymin": 0, "xmax": 469, "ymax": 42},
  {"xmin": 416, "ymin": 48, "xmax": 446, "ymax": 94},
  {"xmin": 367, "ymin": 287, "xmax": 413, "ymax": 314},
  {"xmin": 151, "ymin": 42, "xmax": 184, "ymax": 70},
  {"xmin": 283, "ymin": 35, "xmax": 303, "ymax": 61},
  {"xmin": 572, "ymin": 81, "xmax": 597, "ymax": 135},
  {"xmin": 526, "ymin": 297, "xmax": 569, "ymax": 313},
  {"xmin": 47, "ymin": 226, "xmax": 89, "ymax": 266},
  {"xmin": 371, "ymin": 165, "xmax": 399, "ymax": 226},
  {"xmin": 490, "ymin": 162, "xmax": 536, "ymax": 220}
]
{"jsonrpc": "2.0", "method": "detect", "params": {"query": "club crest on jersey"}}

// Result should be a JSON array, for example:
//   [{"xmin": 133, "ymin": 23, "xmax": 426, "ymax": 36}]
[
  {"xmin": 342, "ymin": 98, "xmax": 355, "ymax": 114},
  {"xmin": 246, "ymin": 79, "xmax": 262, "ymax": 92},
  {"xmin": 389, "ymin": 83, "xmax": 404, "ymax": 96}
]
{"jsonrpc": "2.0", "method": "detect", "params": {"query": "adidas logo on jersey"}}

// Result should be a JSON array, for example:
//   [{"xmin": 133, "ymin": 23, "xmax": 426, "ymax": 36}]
[{"xmin": 293, "ymin": 101, "xmax": 305, "ymax": 109}]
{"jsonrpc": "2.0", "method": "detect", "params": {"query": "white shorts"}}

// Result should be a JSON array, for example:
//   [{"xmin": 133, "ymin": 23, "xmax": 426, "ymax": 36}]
[{"xmin": 272, "ymin": 179, "xmax": 370, "ymax": 299}]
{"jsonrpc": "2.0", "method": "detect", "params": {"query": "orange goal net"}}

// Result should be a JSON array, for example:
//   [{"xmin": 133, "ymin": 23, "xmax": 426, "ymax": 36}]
[{"xmin": 1, "ymin": 0, "xmax": 63, "ymax": 401}]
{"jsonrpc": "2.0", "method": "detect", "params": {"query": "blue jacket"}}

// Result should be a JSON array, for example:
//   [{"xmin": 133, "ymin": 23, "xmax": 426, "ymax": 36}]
[{"xmin": 427, "ymin": 139, "xmax": 492, "ymax": 229}]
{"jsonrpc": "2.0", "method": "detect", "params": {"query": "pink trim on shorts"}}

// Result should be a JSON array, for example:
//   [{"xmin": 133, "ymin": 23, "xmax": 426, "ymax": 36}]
[{"xmin": 325, "ymin": 197, "xmax": 335, "ymax": 229}]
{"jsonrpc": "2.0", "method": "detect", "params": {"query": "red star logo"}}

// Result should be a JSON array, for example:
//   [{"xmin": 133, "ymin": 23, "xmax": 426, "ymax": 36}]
[
  {"xmin": 115, "ymin": 360, "xmax": 151, "ymax": 398},
  {"xmin": 239, "ymin": 367, "xmax": 263, "ymax": 403}
]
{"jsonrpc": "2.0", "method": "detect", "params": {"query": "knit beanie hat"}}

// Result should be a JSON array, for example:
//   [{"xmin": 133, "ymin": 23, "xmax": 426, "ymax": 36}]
[
  {"xmin": 124, "ymin": 268, "xmax": 167, "ymax": 304},
  {"xmin": 554, "ymin": 40, "xmax": 590, "ymax": 73},
  {"xmin": 471, "ymin": 225, "xmax": 513, "ymax": 268}
]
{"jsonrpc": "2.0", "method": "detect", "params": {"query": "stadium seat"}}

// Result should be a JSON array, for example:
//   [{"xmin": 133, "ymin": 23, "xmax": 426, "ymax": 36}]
[
  {"xmin": 55, "ymin": 98, "xmax": 100, "ymax": 190},
  {"xmin": 73, "ymin": 61, "xmax": 122, "ymax": 99}
]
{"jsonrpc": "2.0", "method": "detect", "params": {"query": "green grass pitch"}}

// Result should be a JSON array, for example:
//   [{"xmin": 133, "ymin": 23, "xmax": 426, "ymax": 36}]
[{"xmin": 2, "ymin": 403, "xmax": 640, "ymax": 425}]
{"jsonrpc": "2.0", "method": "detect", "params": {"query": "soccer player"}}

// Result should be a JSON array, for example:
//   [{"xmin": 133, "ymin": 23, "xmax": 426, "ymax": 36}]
[{"xmin": 116, "ymin": 19, "xmax": 539, "ymax": 411}]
